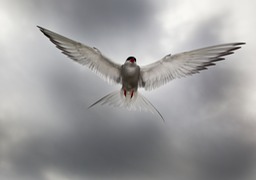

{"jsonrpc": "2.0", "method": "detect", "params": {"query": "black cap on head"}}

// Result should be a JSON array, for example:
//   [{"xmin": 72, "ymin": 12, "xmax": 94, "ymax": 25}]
[{"xmin": 126, "ymin": 56, "xmax": 136, "ymax": 62}]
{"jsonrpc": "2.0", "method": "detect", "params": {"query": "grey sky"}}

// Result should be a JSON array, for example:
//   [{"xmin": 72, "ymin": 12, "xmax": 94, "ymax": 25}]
[{"xmin": 1, "ymin": 0, "xmax": 256, "ymax": 179}]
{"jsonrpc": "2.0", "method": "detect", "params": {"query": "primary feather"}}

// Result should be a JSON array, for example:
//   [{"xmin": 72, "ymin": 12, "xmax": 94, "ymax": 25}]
[
  {"xmin": 140, "ymin": 42, "xmax": 245, "ymax": 90},
  {"xmin": 37, "ymin": 26, "xmax": 122, "ymax": 84}
]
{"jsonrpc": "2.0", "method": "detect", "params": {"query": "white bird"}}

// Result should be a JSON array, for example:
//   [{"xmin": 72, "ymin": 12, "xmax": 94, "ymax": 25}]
[{"xmin": 38, "ymin": 26, "xmax": 245, "ymax": 121}]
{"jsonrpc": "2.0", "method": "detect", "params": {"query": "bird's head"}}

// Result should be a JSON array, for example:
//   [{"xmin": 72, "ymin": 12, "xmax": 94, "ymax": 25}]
[{"xmin": 126, "ymin": 56, "xmax": 136, "ymax": 63}]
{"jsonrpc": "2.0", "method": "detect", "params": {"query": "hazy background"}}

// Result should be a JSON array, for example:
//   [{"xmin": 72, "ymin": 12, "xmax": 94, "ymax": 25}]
[{"xmin": 1, "ymin": 0, "xmax": 256, "ymax": 179}]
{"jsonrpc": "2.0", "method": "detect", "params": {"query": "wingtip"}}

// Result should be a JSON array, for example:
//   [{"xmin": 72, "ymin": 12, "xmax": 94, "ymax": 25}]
[
  {"xmin": 235, "ymin": 42, "xmax": 246, "ymax": 46},
  {"xmin": 37, "ymin": 26, "xmax": 53, "ymax": 35},
  {"xmin": 37, "ymin": 25, "xmax": 43, "ymax": 30},
  {"xmin": 37, "ymin": 25, "xmax": 47, "ymax": 34}
]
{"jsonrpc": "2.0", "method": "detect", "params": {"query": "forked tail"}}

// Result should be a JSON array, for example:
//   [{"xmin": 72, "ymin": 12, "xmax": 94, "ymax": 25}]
[{"xmin": 88, "ymin": 90, "xmax": 164, "ymax": 121}]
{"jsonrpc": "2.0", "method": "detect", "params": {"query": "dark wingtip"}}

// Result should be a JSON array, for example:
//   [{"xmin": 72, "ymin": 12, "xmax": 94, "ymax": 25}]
[
  {"xmin": 37, "ymin": 26, "xmax": 48, "ymax": 36},
  {"xmin": 234, "ymin": 42, "xmax": 246, "ymax": 46},
  {"xmin": 37, "ymin": 26, "xmax": 56, "ymax": 44},
  {"xmin": 37, "ymin": 25, "xmax": 44, "ymax": 32}
]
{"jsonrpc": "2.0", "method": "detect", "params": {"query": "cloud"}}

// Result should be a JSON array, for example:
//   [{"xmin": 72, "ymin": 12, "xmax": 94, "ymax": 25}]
[{"xmin": 0, "ymin": 0, "xmax": 255, "ymax": 180}]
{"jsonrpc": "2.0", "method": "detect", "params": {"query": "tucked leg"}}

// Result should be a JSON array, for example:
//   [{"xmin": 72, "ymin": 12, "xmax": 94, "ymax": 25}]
[
  {"xmin": 130, "ymin": 90, "xmax": 134, "ymax": 98},
  {"xmin": 123, "ymin": 89, "xmax": 127, "ymax": 97}
]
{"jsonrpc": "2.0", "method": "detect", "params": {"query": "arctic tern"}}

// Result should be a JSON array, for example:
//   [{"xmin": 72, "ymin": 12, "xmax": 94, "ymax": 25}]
[{"xmin": 38, "ymin": 26, "xmax": 245, "ymax": 121}]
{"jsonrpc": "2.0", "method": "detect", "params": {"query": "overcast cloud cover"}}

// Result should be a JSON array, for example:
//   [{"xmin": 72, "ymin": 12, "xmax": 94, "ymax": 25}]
[{"xmin": 1, "ymin": 0, "xmax": 256, "ymax": 179}]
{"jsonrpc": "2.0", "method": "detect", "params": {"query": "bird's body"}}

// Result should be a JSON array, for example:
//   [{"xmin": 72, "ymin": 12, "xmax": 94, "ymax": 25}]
[
  {"xmin": 121, "ymin": 58, "xmax": 140, "ymax": 98},
  {"xmin": 38, "ymin": 26, "xmax": 245, "ymax": 121}
]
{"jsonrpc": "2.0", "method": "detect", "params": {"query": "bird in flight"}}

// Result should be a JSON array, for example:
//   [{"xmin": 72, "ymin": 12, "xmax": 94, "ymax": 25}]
[{"xmin": 38, "ymin": 26, "xmax": 245, "ymax": 121}]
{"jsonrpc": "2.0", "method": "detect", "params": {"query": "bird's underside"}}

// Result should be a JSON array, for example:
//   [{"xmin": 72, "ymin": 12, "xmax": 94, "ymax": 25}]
[{"xmin": 37, "ymin": 26, "xmax": 245, "ymax": 121}]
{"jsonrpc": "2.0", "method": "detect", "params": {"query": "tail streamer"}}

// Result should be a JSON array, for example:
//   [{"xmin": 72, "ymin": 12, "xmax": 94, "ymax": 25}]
[{"xmin": 88, "ymin": 90, "xmax": 164, "ymax": 121}]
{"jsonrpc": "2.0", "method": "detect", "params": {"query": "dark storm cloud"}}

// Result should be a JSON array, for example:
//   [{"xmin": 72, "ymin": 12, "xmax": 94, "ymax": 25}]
[
  {"xmin": 178, "ymin": 119, "xmax": 256, "ymax": 180},
  {"xmin": 1, "ymin": 0, "xmax": 255, "ymax": 180},
  {"xmin": 8, "ymin": 120, "xmax": 171, "ymax": 178},
  {"xmin": 57, "ymin": 0, "xmax": 156, "ymax": 32},
  {"xmin": 31, "ymin": 0, "xmax": 164, "ymax": 62}
]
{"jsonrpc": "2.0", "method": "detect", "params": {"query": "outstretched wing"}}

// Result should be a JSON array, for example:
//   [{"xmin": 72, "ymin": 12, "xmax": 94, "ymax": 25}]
[
  {"xmin": 140, "ymin": 42, "xmax": 245, "ymax": 90},
  {"xmin": 38, "ymin": 26, "xmax": 122, "ymax": 84}
]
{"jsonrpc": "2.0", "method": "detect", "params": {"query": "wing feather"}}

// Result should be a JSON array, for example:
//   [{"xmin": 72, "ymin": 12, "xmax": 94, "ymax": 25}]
[
  {"xmin": 140, "ymin": 42, "xmax": 245, "ymax": 90},
  {"xmin": 38, "ymin": 26, "xmax": 121, "ymax": 84}
]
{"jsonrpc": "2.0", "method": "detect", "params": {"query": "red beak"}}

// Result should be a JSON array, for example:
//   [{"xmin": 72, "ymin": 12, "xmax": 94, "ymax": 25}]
[{"xmin": 129, "ymin": 58, "xmax": 135, "ymax": 63}]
